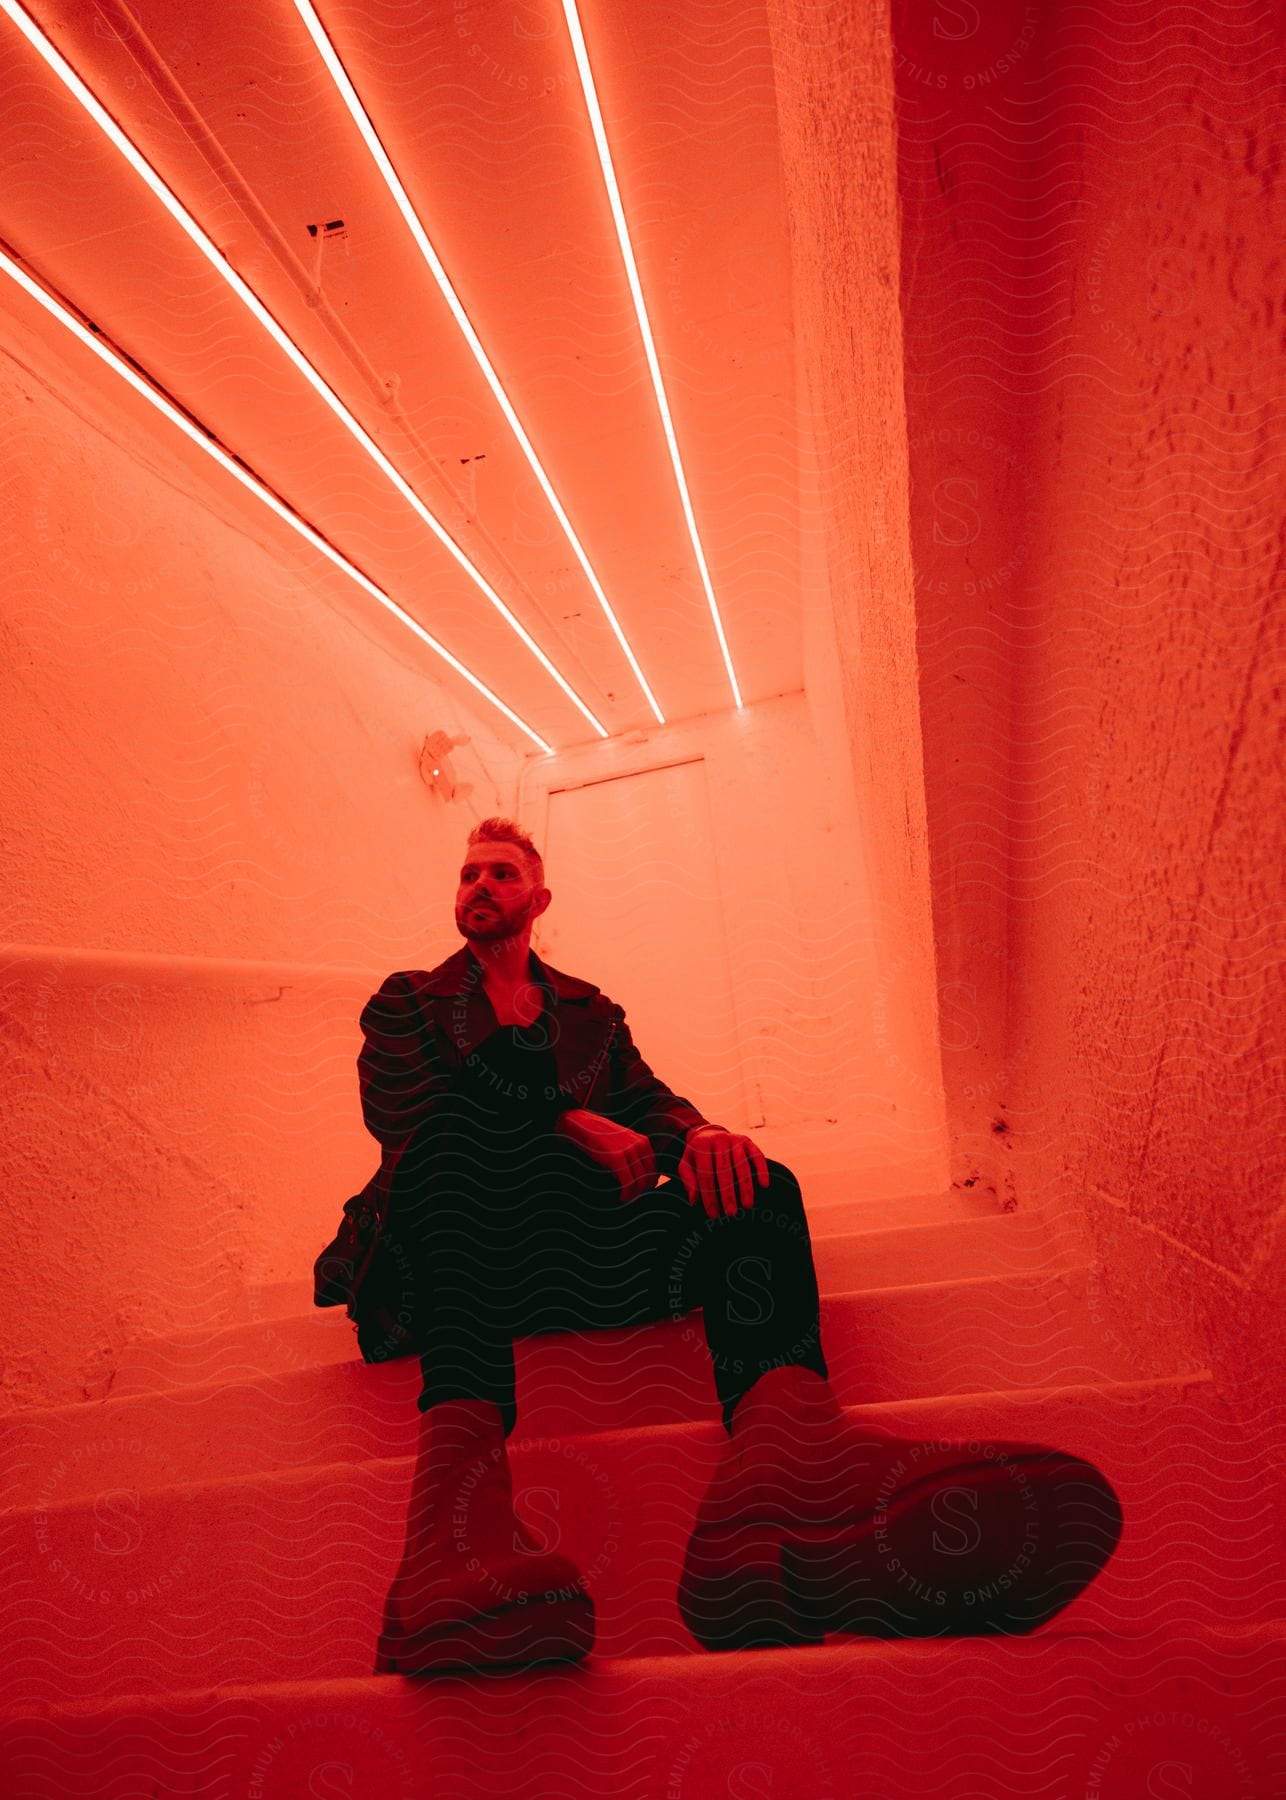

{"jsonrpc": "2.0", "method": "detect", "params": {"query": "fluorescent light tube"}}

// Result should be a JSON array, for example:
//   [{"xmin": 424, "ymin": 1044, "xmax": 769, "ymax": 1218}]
[
  {"xmin": 294, "ymin": 0, "xmax": 666, "ymax": 727},
  {"xmin": 0, "ymin": 242, "xmax": 556, "ymax": 753},
  {"xmin": 0, "ymin": 0, "xmax": 605, "ymax": 738},
  {"xmin": 560, "ymin": 0, "xmax": 743, "ymax": 709}
]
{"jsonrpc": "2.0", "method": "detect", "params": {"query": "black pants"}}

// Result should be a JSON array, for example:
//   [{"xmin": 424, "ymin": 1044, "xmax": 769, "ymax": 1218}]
[{"xmin": 387, "ymin": 1116, "xmax": 829, "ymax": 1438}]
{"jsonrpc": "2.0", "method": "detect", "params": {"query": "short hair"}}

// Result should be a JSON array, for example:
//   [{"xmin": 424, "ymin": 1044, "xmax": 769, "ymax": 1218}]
[{"xmin": 465, "ymin": 817, "xmax": 544, "ymax": 886}]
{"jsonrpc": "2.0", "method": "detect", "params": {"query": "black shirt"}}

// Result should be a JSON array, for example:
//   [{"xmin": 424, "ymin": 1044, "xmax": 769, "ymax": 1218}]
[{"xmin": 455, "ymin": 1016, "xmax": 564, "ymax": 1123}]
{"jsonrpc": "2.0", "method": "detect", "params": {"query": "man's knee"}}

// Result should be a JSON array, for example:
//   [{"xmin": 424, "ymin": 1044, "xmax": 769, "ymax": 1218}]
[
  {"xmin": 745, "ymin": 1160, "xmax": 814, "ymax": 1240},
  {"xmin": 761, "ymin": 1158, "xmax": 804, "ymax": 1206}
]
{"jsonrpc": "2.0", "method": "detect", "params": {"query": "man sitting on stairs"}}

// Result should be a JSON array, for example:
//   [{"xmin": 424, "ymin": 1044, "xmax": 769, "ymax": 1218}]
[{"xmin": 314, "ymin": 817, "xmax": 1122, "ymax": 1675}]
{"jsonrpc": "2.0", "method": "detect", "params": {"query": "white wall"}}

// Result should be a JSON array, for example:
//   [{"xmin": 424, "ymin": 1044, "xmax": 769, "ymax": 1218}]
[{"xmin": 0, "ymin": 299, "xmax": 524, "ymax": 1409}]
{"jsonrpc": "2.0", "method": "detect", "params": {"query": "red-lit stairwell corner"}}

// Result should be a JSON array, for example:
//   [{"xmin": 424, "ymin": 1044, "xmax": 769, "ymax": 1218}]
[{"xmin": 1, "ymin": 0, "xmax": 1284, "ymax": 1795}]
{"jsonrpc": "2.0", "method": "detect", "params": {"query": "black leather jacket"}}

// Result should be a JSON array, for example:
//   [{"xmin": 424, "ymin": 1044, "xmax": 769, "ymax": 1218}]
[{"xmin": 313, "ymin": 944, "xmax": 715, "ymax": 1324}]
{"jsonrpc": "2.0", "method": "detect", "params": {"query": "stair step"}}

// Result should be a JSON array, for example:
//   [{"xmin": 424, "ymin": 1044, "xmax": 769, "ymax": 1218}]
[
  {"xmin": 2, "ymin": 1270, "xmax": 1142, "ymax": 1498},
  {"xmin": 1, "ymin": 1631, "xmax": 1281, "ymax": 1799},
  {"xmin": 235, "ymin": 1210, "xmax": 1059, "ymax": 1340},
  {"xmin": 4, "ymin": 1377, "xmax": 1280, "ymax": 1703}
]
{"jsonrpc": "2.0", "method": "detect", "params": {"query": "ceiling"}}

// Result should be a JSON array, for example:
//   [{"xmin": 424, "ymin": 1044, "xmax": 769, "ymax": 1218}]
[{"xmin": 0, "ymin": 0, "xmax": 803, "ymax": 755}]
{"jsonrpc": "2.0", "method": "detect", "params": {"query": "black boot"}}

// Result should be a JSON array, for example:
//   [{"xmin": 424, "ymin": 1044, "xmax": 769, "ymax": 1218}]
[{"xmin": 376, "ymin": 1398, "xmax": 595, "ymax": 1674}]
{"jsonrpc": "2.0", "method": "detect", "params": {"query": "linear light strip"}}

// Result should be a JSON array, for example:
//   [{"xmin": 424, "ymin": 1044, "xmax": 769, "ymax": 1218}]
[
  {"xmin": 560, "ymin": 0, "xmax": 743, "ymax": 709},
  {"xmin": 293, "ymin": 0, "xmax": 666, "ymax": 729},
  {"xmin": 0, "ymin": 243, "xmax": 555, "ymax": 753},
  {"xmin": 0, "ymin": 0, "xmax": 605, "ymax": 740}
]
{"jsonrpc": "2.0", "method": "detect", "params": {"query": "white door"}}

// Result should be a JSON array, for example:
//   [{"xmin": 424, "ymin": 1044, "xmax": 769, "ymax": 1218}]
[{"xmin": 534, "ymin": 758, "xmax": 751, "ymax": 1128}]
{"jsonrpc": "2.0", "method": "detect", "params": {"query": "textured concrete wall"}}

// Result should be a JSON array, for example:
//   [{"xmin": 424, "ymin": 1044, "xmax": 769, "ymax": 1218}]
[
  {"xmin": 890, "ymin": 0, "xmax": 1046, "ymax": 1201},
  {"xmin": 765, "ymin": 0, "xmax": 946, "ymax": 1193},
  {"xmin": 893, "ymin": 0, "xmax": 1284, "ymax": 1421},
  {"xmin": 0, "ymin": 296, "xmax": 524, "ymax": 1407}
]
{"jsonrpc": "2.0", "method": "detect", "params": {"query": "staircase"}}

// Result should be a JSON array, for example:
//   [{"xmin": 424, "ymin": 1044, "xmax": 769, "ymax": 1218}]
[{"xmin": 3, "ymin": 1186, "xmax": 1283, "ymax": 1797}]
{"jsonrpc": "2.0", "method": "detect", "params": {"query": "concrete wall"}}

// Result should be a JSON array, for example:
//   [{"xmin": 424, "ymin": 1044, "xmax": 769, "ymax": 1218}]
[
  {"xmin": 0, "ymin": 293, "xmax": 525, "ymax": 1408},
  {"xmin": 892, "ymin": 0, "xmax": 1283, "ymax": 1441},
  {"xmin": 889, "ymin": 0, "xmax": 1045, "ymax": 1203},
  {"xmin": 765, "ymin": 0, "xmax": 948, "ymax": 1199}
]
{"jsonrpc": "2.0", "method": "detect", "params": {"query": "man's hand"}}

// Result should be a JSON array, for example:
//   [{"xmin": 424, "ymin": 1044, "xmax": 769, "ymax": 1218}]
[
  {"xmin": 678, "ymin": 1125, "xmax": 770, "ymax": 1218},
  {"xmin": 554, "ymin": 1108, "xmax": 658, "ymax": 1205}
]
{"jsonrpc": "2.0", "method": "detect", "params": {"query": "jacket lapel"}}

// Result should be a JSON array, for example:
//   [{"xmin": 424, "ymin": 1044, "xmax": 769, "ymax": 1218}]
[{"xmin": 418, "ymin": 944, "xmax": 613, "ymax": 1107}]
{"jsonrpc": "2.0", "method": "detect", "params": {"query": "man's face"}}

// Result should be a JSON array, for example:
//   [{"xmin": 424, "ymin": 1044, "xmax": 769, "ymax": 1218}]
[{"xmin": 454, "ymin": 842, "xmax": 550, "ymax": 946}]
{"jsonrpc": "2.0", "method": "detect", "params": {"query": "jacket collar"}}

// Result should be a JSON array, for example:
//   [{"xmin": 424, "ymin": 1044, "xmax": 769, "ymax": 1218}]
[{"xmin": 416, "ymin": 943, "xmax": 601, "ymax": 1004}]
